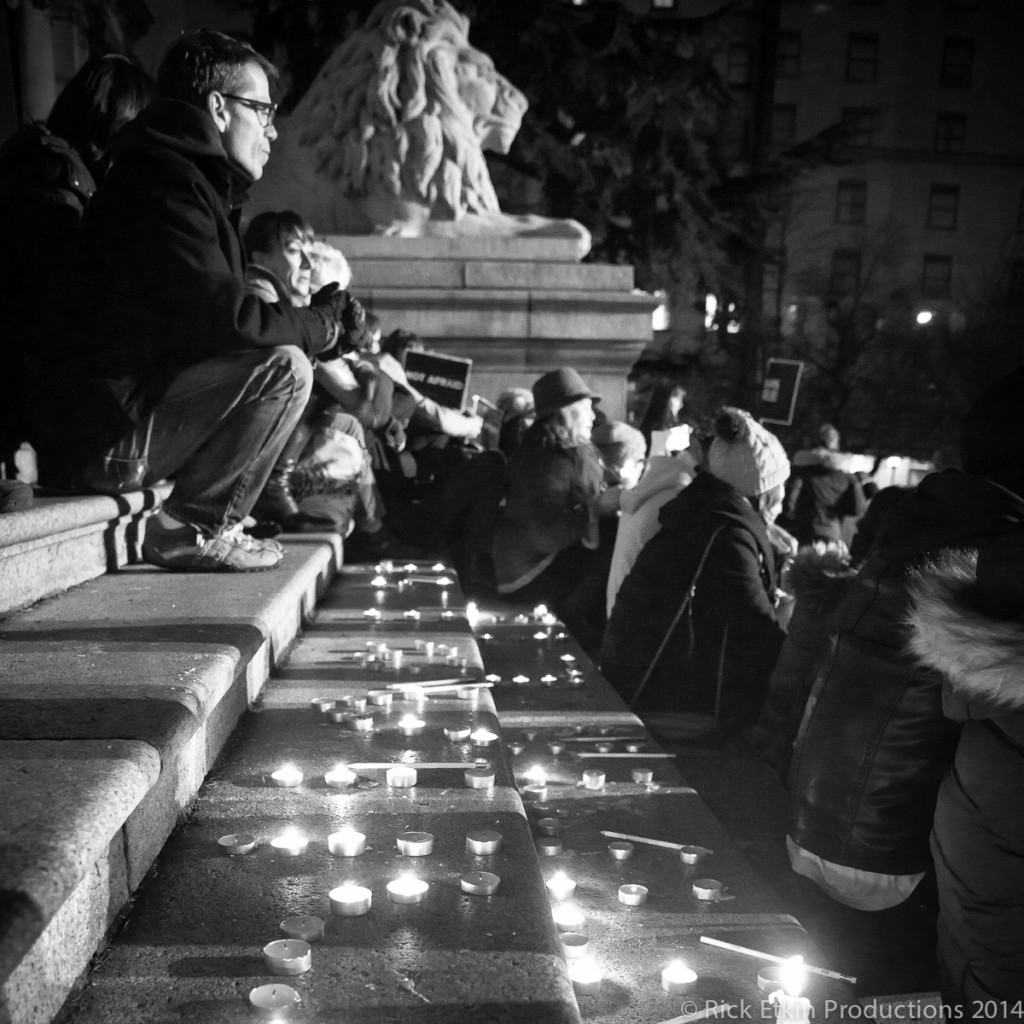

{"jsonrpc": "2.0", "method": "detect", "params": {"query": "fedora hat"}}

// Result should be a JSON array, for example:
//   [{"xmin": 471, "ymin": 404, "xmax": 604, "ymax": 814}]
[{"xmin": 532, "ymin": 367, "xmax": 599, "ymax": 419}]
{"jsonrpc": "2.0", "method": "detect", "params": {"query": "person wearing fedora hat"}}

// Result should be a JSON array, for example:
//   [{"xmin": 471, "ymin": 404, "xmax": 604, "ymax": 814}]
[{"xmin": 492, "ymin": 367, "xmax": 617, "ymax": 650}]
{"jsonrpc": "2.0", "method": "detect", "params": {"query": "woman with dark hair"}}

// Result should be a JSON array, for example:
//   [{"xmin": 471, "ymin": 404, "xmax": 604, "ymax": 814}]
[
  {"xmin": 492, "ymin": 367, "xmax": 618, "ymax": 650},
  {"xmin": 0, "ymin": 55, "xmax": 157, "ymax": 477},
  {"xmin": 638, "ymin": 381, "xmax": 687, "ymax": 451}
]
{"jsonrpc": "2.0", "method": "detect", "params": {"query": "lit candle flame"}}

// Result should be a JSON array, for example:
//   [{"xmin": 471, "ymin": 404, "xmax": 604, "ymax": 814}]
[{"xmin": 781, "ymin": 955, "xmax": 806, "ymax": 997}]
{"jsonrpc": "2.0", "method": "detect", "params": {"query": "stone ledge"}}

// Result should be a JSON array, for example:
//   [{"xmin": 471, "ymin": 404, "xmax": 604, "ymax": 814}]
[{"xmin": 327, "ymin": 235, "xmax": 586, "ymax": 262}]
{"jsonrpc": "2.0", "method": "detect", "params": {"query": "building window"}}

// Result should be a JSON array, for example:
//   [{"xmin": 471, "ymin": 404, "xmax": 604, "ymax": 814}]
[
  {"xmin": 777, "ymin": 32, "xmax": 801, "ymax": 78},
  {"xmin": 940, "ymin": 37, "xmax": 974, "ymax": 87},
  {"xmin": 836, "ymin": 180, "xmax": 868, "ymax": 225},
  {"xmin": 846, "ymin": 33, "xmax": 879, "ymax": 82},
  {"xmin": 934, "ymin": 112, "xmax": 966, "ymax": 153},
  {"xmin": 922, "ymin": 255, "xmax": 953, "ymax": 298},
  {"xmin": 830, "ymin": 249, "xmax": 862, "ymax": 296},
  {"xmin": 771, "ymin": 105, "xmax": 797, "ymax": 148},
  {"xmin": 842, "ymin": 107, "xmax": 879, "ymax": 147},
  {"xmin": 727, "ymin": 44, "xmax": 754, "ymax": 86},
  {"xmin": 927, "ymin": 185, "xmax": 960, "ymax": 229}
]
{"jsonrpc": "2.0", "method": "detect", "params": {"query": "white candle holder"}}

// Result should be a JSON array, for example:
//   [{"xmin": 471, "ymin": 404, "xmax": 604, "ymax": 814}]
[
  {"xmin": 757, "ymin": 965, "xmax": 783, "ymax": 994},
  {"xmin": 310, "ymin": 698, "xmax": 334, "ymax": 713},
  {"xmin": 594, "ymin": 742, "xmax": 615, "ymax": 754},
  {"xmin": 568, "ymin": 957, "xmax": 603, "ymax": 996},
  {"xmin": 248, "ymin": 983, "xmax": 301, "ymax": 1018},
  {"xmin": 465, "ymin": 830, "xmax": 503, "ymax": 856},
  {"xmin": 536, "ymin": 817, "xmax": 561, "ymax": 836},
  {"xmin": 552, "ymin": 903, "xmax": 586, "ymax": 932},
  {"xmin": 523, "ymin": 783, "xmax": 549, "ymax": 801},
  {"xmin": 508, "ymin": 741, "xmax": 526, "ymax": 755},
  {"xmin": 386, "ymin": 765, "xmax": 418, "ymax": 788},
  {"xmin": 618, "ymin": 884, "xmax": 649, "ymax": 906},
  {"xmin": 324, "ymin": 765, "xmax": 358, "ymax": 789},
  {"xmin": 547, "ymin": 741, "xmax": 566, "ymax": 755},
  {"xmin": 545, "ymin": 872, "xmax": 576, "ymax": 900},
  {"xmin": 270, "ymin": 830, "xmax": 308, "ymax": 857},
  {"xmin": 328, "ymin": 828, "xmax": 366, "ymax": 857},
  {"xmin": 625, "ymin": 741, "xmax": 645, "ymax": 753},
  {"xmin": 679, "ymin": 846, "xmax": 704, "ymax": 865},
  {"xmin": 340, "ymin": 695, "xmax": 367, "ymax": 712},
  {"xmin": 346, "ymin": 714, "xmax": 375, "ymax": 732},
  {"xmin": 484, "ymin": 673, "xmax": 502, "ymax": 684},
  {"xmin": 457, "ymin": 686, "xmax": 479, "ymax": 700},
  {"xmin": 328, "ymin": 709, "xmax": 349, "ymax": 723},
  {"xmin": 329, "ymin": 883, "xmax": 372, "ymax": 917},
  {"xmin": 363, "ymin": 607, "xmax": 382, "ymax": 620},
  {"xmin": 536, "ymin": 836, "xmax": 563, "ymax": 857},
  {"xmin": 217, "ymin": 833, "xmax": 256, "ymax": 856},
  {"xmin": 279, "ymin": 916, "xmax": 324, "ymax": 943},
  {"xmin": 661, "ymin": 960, "xmax": 697, "ymax": 994},
  {"xmin": 540, "ymin": 674, "xmax": 558, "ymax": 687},
  {"xmin": 608, "ymin": 841, "xmax": 634, "ymax": 861},
  {"xmin": 444, "ymin": 725, "xmax": 471, "ymax": 741},
  {"xmin": 402, "ymin": 608, "xmax": 421, "ymax": 620},
  {"xmin": 460, "ymin": 870, "xmax": 500, "ymax": 895},
  {"xmin": 387, "ymin": 874, "xmax": 429, "ymax": 904},
  {"xmin": 464, "ymin": 767, "xmax": 495, "ymax": 790},
  {"xmin": 559, "ymin": 933, "xmax": 589, "ymax": 959},
  {"xmin": 470, "ymin": 728, "xmax": 499, "ymax": 749},
  {"xmin": 631, "ymin": 767, "xmax": 654, "ymax": 785},
  {"xmin": 398, "ymin": 716, "xmax": 426, "ymax": 737},
  {"xmin": 512, "ymin": 674, "xmax": 531, "ymax": 685},
  {"xmin": 396, "ymin": 831, "xmax": 435, "ymax": 856},
  {"xmin": 270, "ymin": 766, "xmax": 303, "ymax": 788},
  {"xmin": 582, "ymin": 769, "xmax": 606, "ymax": 790},
  {"xmin": 368, "ymin": 689, "xmax": 393, "ymax": 708},
  {"xmin": 262, "ymin": 939, "xmax": 311, "ymax": 976},
  {"xmin": 692, "ymin": 878, "xmax": 723, "ymax": 900}
]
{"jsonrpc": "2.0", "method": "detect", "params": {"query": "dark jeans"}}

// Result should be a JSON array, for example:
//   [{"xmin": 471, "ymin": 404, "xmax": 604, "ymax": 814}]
[{"xmin": 103, "ymin": 347, "xmax": 312, "ymax": 534}]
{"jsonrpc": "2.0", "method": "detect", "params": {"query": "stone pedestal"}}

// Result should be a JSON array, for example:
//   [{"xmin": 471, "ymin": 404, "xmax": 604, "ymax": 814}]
[{"xmin": 330, "ymin": 236, "xmax": 656, "ymax": 420}]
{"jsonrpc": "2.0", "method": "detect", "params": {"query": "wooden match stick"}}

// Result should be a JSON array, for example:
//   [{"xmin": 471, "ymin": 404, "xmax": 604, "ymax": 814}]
[
  {"xmin": 699, "ymin": 935, "xmax": 857, "ymax": 984},
  {"xmin": 577, "ymin": 752, "xmax": 674, "ymax": 759},
  {"xmin": 600, "ymin": 830, "xmax": 685, "ymax": 850},
  {"xmin": 559, "ymin": 735, "xmax": 647, "ymax": 743},
  {"xmin": 385, "ymin": 679, "xmax": 469, "ymax": 689},
  {"xmin": 346, "ymin": 762, "xmax": 478, "ymax": 770}
]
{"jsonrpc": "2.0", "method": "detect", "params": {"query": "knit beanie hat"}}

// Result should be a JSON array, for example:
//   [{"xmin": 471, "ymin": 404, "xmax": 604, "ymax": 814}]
[
  {"xmin": 707, "ymin": 407, "xmax": 790, "ymax": 497},
  {"xmin": 960, "ymin": 365, "xmax": 1024, "ymax": 480}
]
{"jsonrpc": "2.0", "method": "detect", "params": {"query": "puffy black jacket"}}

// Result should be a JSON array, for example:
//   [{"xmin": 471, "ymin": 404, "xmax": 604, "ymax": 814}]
[
  {"xmin": 600, "ymin": 471, "xmax": 785, "ymax": 732},
  {"xmin": 788, "ymin": 469, "xmax": 1024, "ymax": 876}
]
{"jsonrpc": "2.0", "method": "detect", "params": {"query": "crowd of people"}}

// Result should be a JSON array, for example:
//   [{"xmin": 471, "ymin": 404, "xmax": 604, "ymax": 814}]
[{"xmin": 2, "ymin": 29, "xmax": 1022, "ymax": 1013}]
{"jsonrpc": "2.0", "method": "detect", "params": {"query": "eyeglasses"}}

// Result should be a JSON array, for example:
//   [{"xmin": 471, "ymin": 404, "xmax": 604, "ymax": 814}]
[{"xmin": 221, "ymin": 93, "xmax": 277, "ymax": 128}]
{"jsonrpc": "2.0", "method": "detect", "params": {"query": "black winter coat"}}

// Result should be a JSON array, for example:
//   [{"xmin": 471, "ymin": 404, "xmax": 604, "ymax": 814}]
[
  {"xmin": 52, "ymin": 100, "xmax": 334, "ymax": 467},
  {"xmin": 600, "ymin": 471, "xmax": 785, "ymax": 732},
  {"xmin": 908, "ymin": 544, "xmax": 1024, "ymax": 1003},
  {"xmin": 788, "ymin": 469, "xmax": 1024, "ymax": 877}
]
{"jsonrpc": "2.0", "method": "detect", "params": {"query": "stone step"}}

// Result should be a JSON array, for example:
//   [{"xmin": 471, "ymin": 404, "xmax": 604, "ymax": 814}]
[
  {"xmin": 327, "ymin": 235, "xmax": 587, "ymax": 262},
  {"xmin": 0, "ymin": 536, "xmax": 339, "ymax": 1024},
  {"xmin": 0, "ymin": 488, "xmax": 168, "ymax": 617}
]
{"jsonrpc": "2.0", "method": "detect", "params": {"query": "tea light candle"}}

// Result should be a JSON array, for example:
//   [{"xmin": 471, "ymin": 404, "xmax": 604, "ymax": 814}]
[
  {"xmin": 542, "ymin": 613, "xmax": 558, "ymax": 626},
  {"xmin": 757, "ymin": 965, "xmax": 782, "ymax": 994},
  {"xmin": 387, "ymin": 873, "xmax": 429, "ymax": 904},
  {"xmin": 346, "ymin": 714, "xmax": 375, "ymax": 733},
  {"xmin": 631, "ymin": 767, "xmax": 654, "ymax": 784},
  {"xmin": 444, "ymin": 725, "xmax": 471, "ymax": 741},
  {"xmin": 464, "ymin": 766, "xmax": 495, "ymax": 789},
  {"xmin": 523, "ymin": 783, "xmax": 548, "ymax": 800},
  {"xmin": 618, "ymin": 883, "xmax": 649, "ymax": 906},
  {"xmin": 371, "ymin": 573, "xmax": 388, "ymax": 587},
  {"xmin": 582, "ymin": 769, "xmax": 606, "ymax": 790},
  {"xmin": 536, "ymin": 817, "xmax": 561, "ymax": 836},
  {"xmin": 545, "ymin": 872, "xmax": 576, "ymax": 900},
  {"xmin": 771, "ymin": 958, "xmax": 813, "ymax": 1023},
  {"xmin": 466, "ymin": 829, "xmax": 502, "ymax": 856},
  {"xmin": 398, "ymin": 715, "xmax": 425, "ymax": 737},
  {"xmin": 328, "ymin": 708, "xmax": 349, "ymax": 723},
  {"xmin": 396, "ymin": 831, "xmax": 435, "ymax": 856},
  {"xmin": 608, "ymin": 841, "xmax": 634, "ymax": 861},
  {"xmin": 625, "ymin": 741, "xmax": 645, "ymax": 753},
  {"xmin": 329, "ymin": 882, "xmax": 372, "ymax": 916},
  {"xmin": 270, "ymin": 829, "xmax": 308, "ymax": 857},
  {"xmin": 692, "ymin": 878, "xmax": 723, "ymax": 900},
  {"xmin": 470, "ymin": 728, "xmax": 499, "ymax": 748},
  {"xmin": 540, "ymin": 674, "xmax": 558, "ymax": 687},
  {"xmin": 679, "ymin": 846, "xmax": 705, "ymax": 865},
  {"xmin": 402, "ymin": 608, "xmax": 421, "ymax": 620},
  {"xmin": 328, "ymin": 826, "xmax": 366, "ymax": 857},
  {"xmin": 460, "ymin": 870, "xmax": 500, "ymax": 895},
  {"xmin": 533, "ymin": 604, "xmax": 549, "ymax": 619},
  {"xmin": 560, "ymin": 933, "xmax": 589, "ymax": 958},
  {"xmin": 368, "ymin": 689, "xmax": 393, "ymax": 708},
  {"xmin": 270, "ymin": 765, "xmax": 303, "ymax": 788},
  {"xmin": 217, "ymin": 833, "xmax": 256, "ymax": 856},
  {"xmin": 249, "ymin": 983, "xmax": 300, "ymax": 1018},
  {"xmin": 440, "ymin": 590, "xmax": 449, "ymax": 608},
  {"xmin": 508, "ymin": 741, "xmax": 526, "ymax": 755},
  {"xmin": 457, "ymin": 686, "xmax": 479, "ymax": 700},
  {"xmin": 280, "ymin": 916, "xmax": 324, "ymax": 943},
  {"xmin": 262, "ymin": 939, "xmax": 311, "ymax": 976},
  {"xmin": 552, "ymin": 903, "xmax": 586, "ymax": 932},
  {"xmin": 386, "ymin": 765, "xmax": 418, "ymax": 788},
  {"xmin": 560, "ymin": 654, "xmax": 577, "ymax": 665},
  {"xmin": 484, "ymin": 674, "xmax": 502, "ymax": 684},
  {"xmin": 389, "ymin": 649, "xmax": 404, "ymax": 670},
  {"xmin": 423, "ymin": 641, "xmax": 435, "ymax": 660},
  {"xmin": 661, "ymin": 959, "xmax": 697, "ymax": 994},
  {"xmin": 363, "ymin": 607, "xmax": 382, "ymax": 620},
  {"xmin": 512, "ymin": 674, "xmax": 530, "ymax": 684},
  {"xmin": 340, "ymin": 695, "xmax": 367, "ymax": 712},
  {"xmin": 310, "ymin": 698, "xmax": 334, "ymax": 713},
  {"xmin": 595, "ymin": 742, "xmax": 615, "ymax": 754},
  {"xmin": 536, "ymin": 836, "xmax": 563, "ymax": 856},
  {"xmin": 568, "ymin": 956, "xmax": 603, "ymax": 996},
  {"xmin": 325, "ymin": 765, "xmax": 358, "ymax": 789},
  {"xmin": 547, "ymin": 741, "xmax": 565, "ymax": 755}
]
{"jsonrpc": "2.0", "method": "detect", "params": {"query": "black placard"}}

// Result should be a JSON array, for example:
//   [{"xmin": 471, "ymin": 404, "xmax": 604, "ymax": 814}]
[
  {"xmin": 404, "ymin": 350, "xmax": 473, "ymax": 411},
  {"xmin": 760, "ymin": 358, "xmax": 804, "ymax": 425}
]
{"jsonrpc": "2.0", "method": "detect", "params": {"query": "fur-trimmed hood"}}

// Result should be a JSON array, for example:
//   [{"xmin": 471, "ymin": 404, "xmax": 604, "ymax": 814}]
[{"xmin": 907, "ymin": 548, "xmax": 1024, "ymax": 713}]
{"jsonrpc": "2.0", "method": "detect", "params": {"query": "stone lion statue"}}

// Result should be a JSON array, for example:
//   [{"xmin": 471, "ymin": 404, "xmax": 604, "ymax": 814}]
[{"xmin": 253, "ymin": 0, "xmax": 590, "ymax": 258}]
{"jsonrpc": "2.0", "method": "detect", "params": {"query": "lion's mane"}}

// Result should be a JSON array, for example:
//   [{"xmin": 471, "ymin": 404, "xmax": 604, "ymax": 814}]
[{"xmin": 293, "ymin": 0, "xmax": 524, "ymax": 222}]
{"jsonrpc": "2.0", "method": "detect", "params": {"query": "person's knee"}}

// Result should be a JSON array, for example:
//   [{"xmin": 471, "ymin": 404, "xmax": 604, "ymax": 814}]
[{"xmin": 264, "ymin": 346, "xmax": 314, "ymax": 402}]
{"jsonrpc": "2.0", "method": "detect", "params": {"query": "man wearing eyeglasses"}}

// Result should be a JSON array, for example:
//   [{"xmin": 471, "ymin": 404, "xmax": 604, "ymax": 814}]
[{"xmin": 54, "ymin": 30, "xmax": 362, "ymax": 571}]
